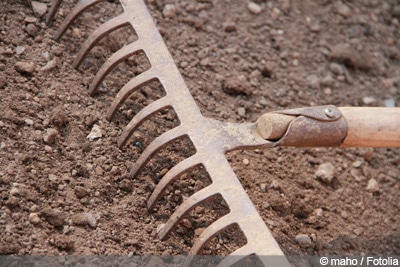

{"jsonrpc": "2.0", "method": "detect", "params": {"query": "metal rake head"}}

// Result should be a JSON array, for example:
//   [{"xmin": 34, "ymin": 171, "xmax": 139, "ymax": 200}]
[{"xmin": 47, "ymin": 0, "xmax": 290, "ymax": 265}]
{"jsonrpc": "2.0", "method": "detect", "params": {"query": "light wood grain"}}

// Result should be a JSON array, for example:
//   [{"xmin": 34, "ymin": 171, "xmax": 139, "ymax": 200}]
[{"xmin": 339, "ymin": 107, "xmax": 400, "ymax": 147}]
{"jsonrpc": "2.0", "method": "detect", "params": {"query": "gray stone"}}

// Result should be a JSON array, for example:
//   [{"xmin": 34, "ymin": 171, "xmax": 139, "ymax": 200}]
[
  {"xmin": 329, "ymin": 62, "xmax": 344, "ymax": 75},
  {"xmin": 315, "ymin": 163, "xmax": 335, "ymax": 183},
  {"xmin": 31, "ymin": 1, "xmax": 47, "ymax": 17},
  {"xmin": 295, "ymin": 234, "xmax": 312, "ymax": 248}
]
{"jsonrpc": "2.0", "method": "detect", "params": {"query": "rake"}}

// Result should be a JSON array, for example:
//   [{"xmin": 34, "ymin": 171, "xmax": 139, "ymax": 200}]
[{"xmin": 46, "ymin": 0, "xmax": 400, "ymax": 266}]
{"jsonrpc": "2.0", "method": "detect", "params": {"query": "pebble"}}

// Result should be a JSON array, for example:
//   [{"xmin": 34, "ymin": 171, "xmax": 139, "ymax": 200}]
[
  {"xmin": 14, "ymin": 61, "xmax": 35, "ymax": 74},
  {"xmin": 350, "ymin": 168, "xmax": 363, "ymax": 182},
  {"xmin": 337, "ymin": 3, "xmax": 351, "ymax": 18},
  {"xmin": 86, "ymin": 124, "xmax": 103, "ymax": 141},
  {"xmin": 329, "ymin": 62, "xmax": 344, "ymax": 75},
  {"xmin": 248, "ymin": 2, "xmax": 262, "ymax": 14},
  {"xmin": 237, "ymin": 107, "xmax": 246, "ymax": 117},
  {"xmin": 243, "ymin": 158, "xmax": 249, "ymax": 165},
  {"xmin": 260, "ymin": 62, "xmax": 274, "ymax": 78},
  {"xmin": 163, "ymin": 4, "xmax": 176, "ymax": 18},
  {"xmin": 181, "ymin": 218, "xmax": 192, "ymax": 229},
  {"xmin": 309, "ymin": 24, "xmax": 321, "ymax": 33},
  {"xmin": 306, "ymin": 74, "xmax": 320, "ymax": 90},
  {"xmin": 43, "ymin": 128, "xmax": 58, "ymax": 145},
  {"xmin": 321, "ymin": 74, "xmax": 334, "ymax": 87},
  {"xmin": 16, "ymin": 46, "xmax": 25, "ymax": 55},
  {"xmin": 295, "ymin": 234, "xmax": 312, "ymax": 248},
  {"xmin": 71, "ymin": 213, "xmax": 100, "ymax": 228},
  {"xmin": 366, "ymin": 178, "xmax": 379, "ymax": 193},
  {"xmin": 353, "ymin": 228, "xmax": 363, "ymax": 236},
  {"xmin": 157, "ymin": 223, "xmax": 166, "ymax": 235},
  {"xmin": 315, "ymin": 162, "xmax": 335, "ymax": 183},
  {"xmin": 24, "ymin": 118, "xmax": 34, "ymax": 126},
  {"xmin": 260, "ymin": 183, "xmax": 267, "ymax": 192},
  {"xmin": 314, "ymin": 208, "xmax": 323, "ymax": 218},
  {"xmin": 29, "ymin": 213, "xmax": 41, "ymax": 225},
  {"xmin": 31, "ymin": 1, "xmax": 47, "ymax": 17},
  {"xmin": 223, "ymin": 22, "xmax": 236, "ymax": 32},
  {"xmin": 40, "ymin": 58, "xmax": 57, "ymax": 72},
  {"xmin": 384, "ymin": 99, "xmax": 395, "ymax": 107},
  {"xmin": 352, "ymin": 160, "xmax": 363, "ymax": 168},
  {"xmin": 48, "ymin": 174, "xmax": 58, "ymax": 182},
  {"xmin": 362, "ymin": 96, "xmax": 376, "ymax": 105}
]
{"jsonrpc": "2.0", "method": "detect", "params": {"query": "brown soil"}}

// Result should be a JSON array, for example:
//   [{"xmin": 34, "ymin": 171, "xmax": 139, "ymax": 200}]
[{"xmin": 0, "ymin": 0, "xmax": 399, "ymax": 259}]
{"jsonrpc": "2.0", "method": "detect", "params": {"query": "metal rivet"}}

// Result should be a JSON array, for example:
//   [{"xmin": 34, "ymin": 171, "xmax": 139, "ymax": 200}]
[{"xmin": 324, "ymin": 108, "xmax": 334, "ymax": 118}]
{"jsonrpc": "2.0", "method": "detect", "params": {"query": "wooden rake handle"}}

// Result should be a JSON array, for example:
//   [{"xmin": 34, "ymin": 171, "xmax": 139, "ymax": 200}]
[
  {"xmin": 339, "ymin": 107, "xmax": 400, "ymax": 147},
  {"xmin": 257, "ymin": 106, "xmax": 400, "ymax": 148}
]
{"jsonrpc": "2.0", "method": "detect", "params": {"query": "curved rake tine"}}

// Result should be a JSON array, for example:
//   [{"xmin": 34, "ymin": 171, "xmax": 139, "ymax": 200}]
[
  {"xmin": 158, "ymin": 186, "xmax": 219, "ymax": 240},
  {"xmin": 147, "ymin": 154, "xmax": 202, "ymax": 210},
  {"xmin": 107, "ymin": 70, "xmax": 158, "ymax": 121},
  {"xmin": 115, "ymin": 97, "xmax": 171, "ymax": 148},
  {"xmin": 88, "ymin": 41, "xmax": 146, "ymax": 95},
  {"xmin": 189, "ymin": 214, "xmax": 235, "ymax": 255},
  {"xmin": 46, "ymin": 0, "xmax": 62, "ymax": 25},
  {"xmin": 73, "ymin": 13, "xmax": 130, "ymax": 68},
  {"xmin": 129, "ymin": 126, "xmax": 186, "ymax": 177},
  {"xmin": 54, "ymin": 0, "xmax": 103, "ymax": 41}
]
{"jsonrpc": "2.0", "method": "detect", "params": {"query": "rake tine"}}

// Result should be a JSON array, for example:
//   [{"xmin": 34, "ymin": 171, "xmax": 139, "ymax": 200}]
[
  {"xmin": 115, "ymin": 97, "xmax": 171, "ymax": 148},
  {"xmin": 54, "ymin": 0, "xmax": 103, "ymax": 41},
  {"xmin": 147, "ymin": 154, "xmax": 202, "ymax": 210},
  {"xmin": 46, "ymin": 0, "xmax": 63, "ymax": 25},
  {"xmin": 189, "ymin": 214, "xmax": 235, "ymax": 255},
  {"xmin": 129, "ymin": 126, "xmax": 186, "ymax": 177},
  {"xmin": 88, "ymin": 41, "xmax": 146, "ymax": 96},
  {"xmin": 158, "ymin": 185, "xmax": 219, "ymax": 240},
  {"xmin": 73, "ymin": 13, "xmax": 130, "ymax": 68},
  {"xmin": 106, "ymin": 70, "xmax": 158, "ymax": 121}
]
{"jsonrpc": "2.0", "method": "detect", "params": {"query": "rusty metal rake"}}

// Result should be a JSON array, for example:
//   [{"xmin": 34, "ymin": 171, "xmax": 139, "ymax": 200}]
[
  {"xmin": 46, "ymin": 0, "xmax": 289, "ymax": 265},
  {"xmin": 46, "ymin": 0, "xmax": 400, "ymax": 265}
]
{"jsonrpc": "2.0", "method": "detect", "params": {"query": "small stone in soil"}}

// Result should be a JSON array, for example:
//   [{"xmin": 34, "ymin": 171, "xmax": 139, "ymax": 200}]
[
  {"xmin": 248, "ymin": 2, "xmax": 262, "ymax": 14},
  {"xmin": 306, "ymin": 74, "xmax": 320, "ymax": 90},
  {"xmin": 315, "ymin": 162, "xmax": 335, "ymax": 183},
  {"xmin": 237, "ymin": 107, "xmax": 246, "ymax": 117},
  {"xmin": 31, "ymin": 1, "xmax": 47, "ymax": 17},
  {"xmin": 43, "ymin": 128, "xmax": 58, "ymax": 145},
  {"xmin": 163, "ymin": 4, "xmax": 176, "ymax": 18},
  {"xmin": 295, "ymin": 234, "xmax": 312, "ymax": 248},
  {"xmin": 41, "ymin": 59, "xmax": 57, "ymax": 72},
  {"xmin": 329, "ymin": 62, "xmax": 344, "ymax": 75},
  {"xmin": 87, "ymin": 124, "xmax": 103, "ymax": 140},
  {"xmin": 14, "ymin": 61, "xmax": 35, "ymax": 74},
  {"xmin": 366, "ymin": 178, "xmax": 379, "ymax": 193},
  {"xmin": 29, "ymin": 213, "xmax": 41, "ymax": 225},
  {"xmin": 337, "ymin": 3, "xmax": 351, "ymax": 18}
]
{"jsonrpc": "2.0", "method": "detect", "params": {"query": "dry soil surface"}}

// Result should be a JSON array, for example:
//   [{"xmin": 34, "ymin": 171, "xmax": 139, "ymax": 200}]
[{"xmin": 0, "ymin": 0, "xmax": 399, "ymax": 261}]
